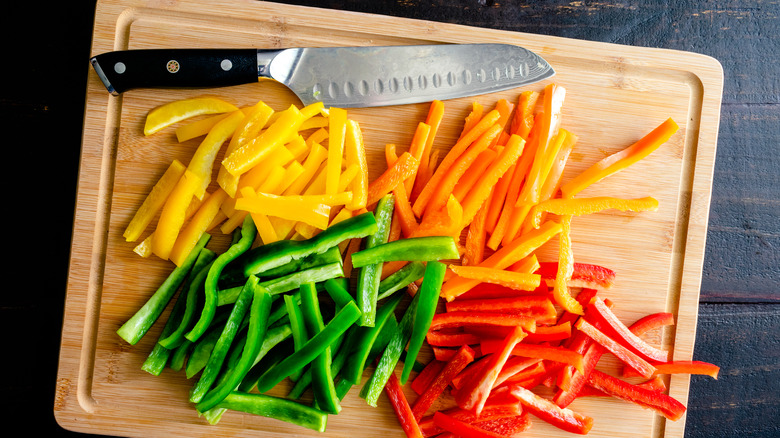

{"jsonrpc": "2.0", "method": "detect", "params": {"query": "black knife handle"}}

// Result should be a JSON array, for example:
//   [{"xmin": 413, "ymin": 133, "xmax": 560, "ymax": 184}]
[{"xmin": 90, "ymin": 49, "xmax": 259, "ymax": 95}]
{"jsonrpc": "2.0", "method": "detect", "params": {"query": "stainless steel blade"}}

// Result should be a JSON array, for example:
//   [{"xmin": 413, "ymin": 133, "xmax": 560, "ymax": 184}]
[{"xmin": 260, "ymin": 43, "xmax": 554, "ymax": 108}]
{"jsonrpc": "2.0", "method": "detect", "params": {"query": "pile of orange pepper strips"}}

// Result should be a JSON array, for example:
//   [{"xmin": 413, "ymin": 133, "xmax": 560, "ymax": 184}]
[{"xmin": 123, "ymin": 83, "xmax": 720, "ymax": 436}]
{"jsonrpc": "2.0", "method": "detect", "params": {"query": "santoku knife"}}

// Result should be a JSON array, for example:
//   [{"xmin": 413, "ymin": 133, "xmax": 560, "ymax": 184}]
[{"xmin": 90, "ymin": 44, "xmax": 554, "ymax": 108}]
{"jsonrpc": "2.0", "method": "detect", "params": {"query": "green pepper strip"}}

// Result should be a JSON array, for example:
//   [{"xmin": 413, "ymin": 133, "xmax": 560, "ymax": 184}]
[
  {"xmin": 260, "ymin": 262, "xmax": 344, "ymax": 295},
  {"xmin": 401, "ymin": 260, "xmax": 446, "ymax": 384},
  {"xmin": 255, "ymin": 300, "xmax": 361, "ymax": 393},
  {"xmin": 359, "ymin": 292, "xmax": 420, "ymax": 407},
  {"xmin": 357, "ymin": 194, "xmax": 395, "ymax": 327},
  {"xmin": 351, "ymin": 235, "xmax": 460, "ymax": 268},
  {"xmin": 196, "ymin": 284, "xmax": 272, "ymax": 412},
  {"xmin": 141, "ymin": 249, "xmax": 214, "ymax": 374},
  {"xmin": 116, "ymin": 233, "xmax": 211, "ymax": 345},
  {"xmin": 186, "ymin": 216, "xmax": 256, "ymax": 343},
  {"xmin": 158, "ymin": 250, "xmax": 217, "ymax": 349},
  {"xmin": 287, "ymin": 326, "xmax": 352, "ymax": 400},
  {"xmin": 169, "ymin": 338, "xmax": 193, "ymax": 372},
  {"xmin": 284, "ymin": 294, "xmax": 308, "ymax": 382},
  {"xmin": 323, "ymin": 277, "xmax": 355, "ymax": 310},
  {"xmin": 377, "ymin": 261, "xmax": 426, "ymax": 301},
  {"xmin": 190, "ymin": 275, "xmax": 259, "ymax": 403},
  {"xmin": 242, "ymin": 212, "xmax": 377, "ymax": 277},
  {"xmin": 185, "ymin": 311, "xmax": 231, "ymax": 379},
  {"xmin": 332, "ymin": 315, "xmax": 397, "ymax": 400},
  {"xmin": 341, "ymin": 293, "xmax": 403, "ymax": 384},
  {"xmin": 299, "ymin": 283, "xmax": 342, "ymax": 414},
  {"xmin": 214, "ymin": 391, "xmax": 328, "ymax": 432},
  {"xmin": 235, "ymin": 324, "xmax": 293, "ymax": 392}
]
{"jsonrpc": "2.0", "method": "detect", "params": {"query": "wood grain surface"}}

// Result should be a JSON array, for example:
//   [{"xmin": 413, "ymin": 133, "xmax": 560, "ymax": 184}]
[{"xmin": 2, "ymin": 1, "xmax": 777, "ymax": 438}]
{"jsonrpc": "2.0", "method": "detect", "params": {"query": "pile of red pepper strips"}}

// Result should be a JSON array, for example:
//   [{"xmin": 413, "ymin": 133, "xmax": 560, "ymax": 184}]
[{"xmin": 115, "ymin": 84, "xmax": 721, "ymax": 437}]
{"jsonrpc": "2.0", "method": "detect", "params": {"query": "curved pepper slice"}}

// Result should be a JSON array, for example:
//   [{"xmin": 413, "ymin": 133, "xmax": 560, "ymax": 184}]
[
  {"xmin": 586, "ymin": 369, "xmax": 687, "ymax": 421},
  {"xmin": 144, "ymin": 96, "xmax": 239, "ymax": 136},
  {"xmin": 586, "ymin": 297, "xmax": 670, "ymax": 363},
  {"xmin": 529, "ymin": 196, "xmax": 659, "ymax": 229},
  {"xmin": 510, "ymin": 385, "xmax": 593, "ymax": 435},
  {"xmin": 188, "ymin": 109, "xmax": 246, "ymax": 199},
  {"xmin": 575, "ymin": 318, "xmax": 657, "ymax": 378}
]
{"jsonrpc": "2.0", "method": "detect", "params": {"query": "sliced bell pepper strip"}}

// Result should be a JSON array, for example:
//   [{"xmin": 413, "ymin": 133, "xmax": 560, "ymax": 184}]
[
  {"xmin": 401, "ymin": 260, "xmax": 447, "ymax": 384},
  {"xmin": 241, "ymin": 211, "xmax": 377, "ymax": 277},
  {"xmin": 484, "ymin": 163, "xmax": 513, "ymax": 235},
  {"xmin": 351, "ymin": 236, "xmax": 459, "ymax": 268},
  {"xmin": 235, "ymin": 324, "xmax": 295, "ymax": 392},
  {"xmin": 419, "ymin": 394, "xmax": 522, "ymax": 437},
  {"xmin": 187, "ymin": 109, "xmax": 246, "ymax": 199},
  {"xmin": 116, "ymin": 234, "xmax": 211, "ymax": 345},
  {"xmin": 175, "ymin": 111, "xmax": 236, "ymax": 143},
  {"xmin": 463, "ymin": 192, "xmax": 491, "ymax": 266},
  {"xmin": 448, "ymin": 265, "xmax": 542, "ymax": 292},
  {"xmin": 529, "ymin": 196, "xmax": 660, "ymax": 229},
  {"xmin": 344, "ymin": 119, "xmax": 369, "ymax": 210},
  {"xmin": 491, "ymin": 357, "xmax": 543, "ymax": 389},
  {"xmin": 586, "ymin": 369, "xmax": 687, "ymax": 420},
  {"xmin": 144, "ymin": 96, "xmax": 239, "ymax": 136},
  {"xmin": 341, "ymin": 293, "xmax": 403, "ymax": 384},
  {"xmin": 411, "ymin": 100, "xmax": 445, "ymax": 202},
  {"xmin": 404, "ymin": 122, "xmax": 433, "ymax": 195},
  {"xmin": 235, "ymin": 188, "xmax": 332, "ymax": 230},
  {"xmin": 575, "ymin": 318, "xmax": 657, "ymax": 378},
  {"xmin": 299, "ymin": 283, "xmax": 342, "ymax": 414},
  {"xmin": 551, "ymin": 215, "xmax": 585, "ymax": 315},
  {"xmin": 124, "ymin": 159, "xmax": 187, "ymax": 242},
  {"xmin": 184, "ymin": 311, "xmax": 232, "ymax": 379},
  {"xmin": 283, "ymin": 293, "xmax": 308, "ymax": 382},
  {"xmin": 523, "ymin": 321, "xmax": 573, "ymax": 344},
  {"xmin": 510, "ymin": 385, "xmax": 593, "ymax": 434},
  {"xmin": 326, "ymin": 107, "xmax": 348, "ymax": 195},
  {"xmin": 429, "ymin": 312, "xmax": 537, "ymax": 333},
  {"xmin": 455, "ymin": 326, "xmax": 526, "ymax": 414},
  {"xmin": 284, "ymin": 142, "xmax": 328, "ymax": 197},
  {"xmin": 440, "ymin": 220, "xmax": 562, "ymax": 301},
  {"xmin": 480, "ymin": 341, "xmax": 585, "ymax": 375},
  {"xmin": 217, "ymin": 102, "xmax": 276, "ymax": 197},
  {"xmin": 359, "ymin": 292, "xmax": 420, "ymax": 407},
  {"xmin": 367, "ymin": 152, "xmax": 420, "ymax": 207},
  {"xmin": 509, "ymin": 90, "xmax": 540, "ymax": 139},
  {"xmin": 446, "ymin": 296, "xmax": 555, "ymax": 321},
  {"xmin": 255, "ymin": 300, "xmax": 361, "ymax": 393},
  {"xmin": 411, "ymin": 359, "xmax": 446, "ymax": 395},
  {"xmin": 185, "ymin": 215, "xmax": 256, "ymax": 343},
  {"xmin": 537, "ymin": 262, "xmax": 617, "ymax": 290},
  {"xmin": 322, "ymin": 277, "xmax": 355, "ymax": 310},
  {"xmin": 259, "ymin": 262, "xmax": 344, "ymax": 296},
  {"xmin": 151, "ymin": 169, "xmax": 203, "ymax": 260},
  {"xmin": 432, "ymin": 412, "xmax": 507, "ymax": 438},
  {"xmin": 629, "ymin": 312, "xmax": 676, "ymax": 337},
  {"xmin": 213, "ymin": 391, "xmax": 328, "ymax": 432},
  {"xmin": 195, "ymin": 283, "xmax": 272, "ymax": 412},
  {"xmin": 357, "ymin": 194, "xmax": 395, "ymax": 326},
  {"xmin": 385, "ymin": 144, "xmax": 420, "ymax": 237},
  {"xmin": 386, "ymin": 373, "xmax": 424, "ymax": 438},
  {"xmin": 377, "ymin": 261, "xmax": 426, "ymax": 301},
  {"xmin": 622, "ymin": 361, "xmax": 720, "ymax": 379},
  {"xmin": 190, "ymin": 275, "xmax": 260, "ymax": 403},
  {"xmin": 454, "ymin": 282, "xmax": 541, "ymax": 301},
  {"xmin": 411, "ymin": 344, "xmax": 476, "ymax": 421},
  {"xmin": 169, "ymin": 188, "xmax": 229, "ymax": 266},
  {"xmin": 561, "ymin": 117, "xmax": 679, "ymax": 198}
]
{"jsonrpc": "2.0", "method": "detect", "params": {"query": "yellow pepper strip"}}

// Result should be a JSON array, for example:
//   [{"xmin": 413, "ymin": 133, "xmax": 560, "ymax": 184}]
[
  {"xmin": 284, "ymin": 142, "xmax": 327, "ymax": 196},
  {"xmin": 175, "ymin": 112, "xmax": 232, "ymax": 143},
  {"xmin": 561, "ymin": 118, "xmax": 680, "ymax": 199},
  {"xmin": 306, "ymin": 127, "xmax": 329, "ymax": 147},
  {"xmin": 299, "ymin": 115, "xmax": 329, "ymax": 131},
  {"xmin": 207, "ymin": 210, "xmax": 227, "ymax": 232},
  {"xmin": 440, "ymin": 220, "xmax": 562, "ymax": 302},
  {"xmin": 217, "ymin": 101, "xmax": 275, "ymax": 197},
  {"xmin": 151, "ymin": 169, "xmax": 203, "ymax": 260},
  {"xmin": 285, "ymin": 135, "xmax": 310, "ymax": 162},
  {"xmin": 222, "ymin": 104, "xmax": 304, "ymax": 177},
  {"xmin": 529, "ymin": 196, "xmax": 660, "ymax": 229},
  {"xmin": 251, "ymin": 211, "xmax": 279, "ymax": 244},
  {"xmin": 219, "ymin": 143, "xmax": 291, "ymax": 218},
  {"xmin": 235, "ymin": 187, "xmax": 330, "ymax": 230},
  {"xmin": 169, "ymin": 188, "xmax": 229, "ymax": 266},
  {"xmin": 144, "ymin": 96, "xmax": 239, "ymax": 136},
  {"xmin": 553, "ymin": 215, "xmax": 583, "ymax": 314},
  {"xmin": 133, "ymin": 195, "xmax": 202, "ymax": 257},
  {"xmin": 221, "ymin": 165, "xmax": 286, "ymax": 234},
  {"xmin": 187, "ymin": 109, "xmax": 245, "ymax": 199},
  {"xmin": 326, "ymin": 107, "xmax": 348, "ymax": 195},
  {"xmin": 344, "ymin": 119, "xmax": 369, "ymax": 210},
  {"xmin": 448, "ymin": 265, "xmax": 542, "ymax": 291},
  {"xmin": 338, "ymin": 163, "xmax": 360, "ymax": 193},
  {"xmin": 123, "ymin": 159, "xmax": 186, "ymax": 242}
]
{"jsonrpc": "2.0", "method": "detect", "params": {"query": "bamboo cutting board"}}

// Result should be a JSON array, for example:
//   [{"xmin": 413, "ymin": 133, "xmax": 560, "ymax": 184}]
[{"xmin": 55, "ymin": 0, "xmax": 723, "ymax": 437}]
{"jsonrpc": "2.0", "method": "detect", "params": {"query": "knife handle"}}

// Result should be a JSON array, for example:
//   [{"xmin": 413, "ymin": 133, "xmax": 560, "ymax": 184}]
[{"xmin": 90, "ymin": 49, "xmax": 259, "ymax": 95}]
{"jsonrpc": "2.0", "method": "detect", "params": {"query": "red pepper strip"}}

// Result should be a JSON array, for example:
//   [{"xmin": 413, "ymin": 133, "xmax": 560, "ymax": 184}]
[
  {"xmin": 553, "ymin": 339, "xmax": 607, "ymax": 407},
  {"xmin": 445, "ymin": 296, "xmax": 557, "ymax": 320},
  {"xmin": 385, "ymin": 373, "xmax": 424, "ymax": 438},
  {"xmin": 510, "ymin": 385, "xmax": 594, "ymax": 435},
  {"xmin": 556, "ymin": 288, "xmax": 600, "ymax": 333},
  {"xmin": 575, "ymin": 318, "xmax": 657, "ymax": 378},
  {"xmin": 586, "ymin": 369, "xmax": 687, "ymax": 421},
  {"xmin": 426, "ymin": 329, "xmax": 482, "ymax": 347},
  {"xmin": 419, "ymin": 393, "xmax": 523, "ymax": 437},
  {"xmin": 455, "ymin": 326, "xmax": 527, "ymax": 414},
  {"xmin": 429, "ymin": 312, "xmax": 537, "ymax": 333},
  {"xmin": 622, "ymin": 360, "xmax": 720, "ymax": 379},
  {"xmin": 521, "ymin": 321, "xmax": 573, "ymax": 344},
  {"xmin": 450, "ymin": 354, "xmax": 493, "ymax": 390},
  {"xmin": 536, "ymin": 262, "xmax": 616, "ymax": 289},
  {"xmin": 411, "ymin": 344, "xmax": 476, "ymax": 421},
  {"xmin": 499, "ymin": 360, "xmax": 547, "ymax": 387},
  {"xmin": 455, "ymin": 282, "xmax": 545, "ymax": 300},
  {"xmin": 629, "ymin": 312, "xmax": 676, "ymax": 337},
  {"xmin": 493, "ymin": 356, "xmax": 543, "ymax": 388},
  {"xmin": 435, "ymin": 413, "xmax": 532, "ymax": 438},
  {"xmin": 481, "ymin": 340, "xmax": 585, "ymax": 375},
  {"xmin": 585, "ymin": 297, "xmax": 670, "ymax": 363},
  {"xmin": 579, "ymin": 376, "xmax": 667, "ymax": 397},
  {"xmin": 411, "ymin": 359, "xmax": 446, "ymax": 395},
  {"xmin": 432, "ymin": 412, "xmax": 508, "ymax": 438},
  {"xmin": 433, "ymin": 345, "xmax": 482, "ymax": 362}
]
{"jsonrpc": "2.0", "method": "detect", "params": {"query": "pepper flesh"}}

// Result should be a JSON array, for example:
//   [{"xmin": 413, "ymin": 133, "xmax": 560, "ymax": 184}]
[
  {"xmin": 357, "ymin": 194, "xmax": 395, "ymax": 326},
  {"xmin": 351, "ymin": 236, "xmax": 460, "ymax": 268},
  {"xmin": 213, "ymin": 392, "xmax": 328, "ymax": 432},
  {"xmin": 144, "ymin": 96, "xmax": 239, "ymax": 136}
]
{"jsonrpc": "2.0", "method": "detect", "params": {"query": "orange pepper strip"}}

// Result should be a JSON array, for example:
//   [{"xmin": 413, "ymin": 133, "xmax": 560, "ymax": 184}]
[
  {"xmin": 234, "ymin": 188, "xmax": 330, "ymax": 230},
  {"xmin": 553, "ymin": 215, "xmax": 583, "ymax": 314},
  {"xmin": 412, "ymin": 100, "xmax": 445, "ymax": 202},
  {"xmin": 169, "ymin": 188, "xmax": 229, "ymax": 266},
  {"xmin": 440, "ymin": 221, "xmax": 562, "ymax": 301},
  {"xmin": 448, "ymin": 265, "xmax": 541, "ymax": 292},
  {"xmin": 404, "ymin": 122, "xmax": 432, "ymax": 194},
  {"xmin": 325, "ymin": 107, "xmax": 347, "ymax": 195},
  {"xmin": 484, "ymin": 163, "xmax": 513, "ymax": 235},
  {"xmin": 151, "ymin": 169, "xmax": 203, "ymax": 260},
  {"xmin": 490, "ymin": 98, "xmax": 515, "ymax": 147},
  {"xmin": 530, "ymin": 196, "xmax": 660, "ymax": 229},
  {"xmin": 459, "ymin": 101, "xmax": 484, "ymax": 140},
  {"xmin": 366, "ymin": 152, "xmax": 419, "ymax": 207},
  {"xmin": 460, "ymin": 134, "xmax": 526, "ymax": 229},
  {"xmin": 452, "ymin": 148, "xmax": 497, "ymax": 202},
  {"xmin": 423, "ymin": 123, "xmax": 503, "ymax": 218},
  {"xmin": 123, "ymin": 159, "xmax": 187, "ymax": 242},
  {"xmin": 463, "ymin": 192, "xmax": 490, "ymax": 266},
  {"xmin": 413, "ymin": 109, "xmax": 502, "ymax": 217},
  {"xmin": 344, "ymin": 119, "xmax": 369, "ymax": 210},
  {"xmin": 385, "ymin": 144, "xmax": 419, "ymax": 237},
  {"xmin": 510, "ymin": 91, "xmax": 540, "ymax": 139},
  {"xmin": 622, "ymin": 361, "xmax": 720, "ymax": 379},
  {"xmin": 561, "ymin": 118, "xmax": 680, "ymax": 198}
]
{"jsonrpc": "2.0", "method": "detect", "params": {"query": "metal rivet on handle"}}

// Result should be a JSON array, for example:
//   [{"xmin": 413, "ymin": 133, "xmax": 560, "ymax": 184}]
[
  {"xmin": 114, "ymin": 62, "xmax": 126, "ymax": 74},
  {"xmin": 221, "ymin": 59, "xmax": 233, "ymax": 71}
]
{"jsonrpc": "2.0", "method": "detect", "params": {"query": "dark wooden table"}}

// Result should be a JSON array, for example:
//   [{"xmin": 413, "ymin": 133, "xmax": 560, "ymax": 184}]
[{"xmin": 3, "ymin": 1, "xmax": 776, "ymax": 437}]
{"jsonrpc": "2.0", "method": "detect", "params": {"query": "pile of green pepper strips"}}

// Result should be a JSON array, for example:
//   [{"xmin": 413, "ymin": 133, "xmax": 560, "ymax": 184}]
[{"xmin": 116, "ymin": 193, "xmax": 460, "ymax": 432}]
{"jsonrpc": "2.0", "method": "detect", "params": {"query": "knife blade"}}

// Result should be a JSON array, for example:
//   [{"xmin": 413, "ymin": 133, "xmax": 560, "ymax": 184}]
[{"xmin": 90, "ymin": 44, "xmax": 554, "ymax": 108}]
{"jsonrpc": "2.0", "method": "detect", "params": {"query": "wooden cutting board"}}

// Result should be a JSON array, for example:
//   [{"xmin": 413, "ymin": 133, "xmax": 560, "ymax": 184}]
[{"xmin": 55, "ymin": 0, "xmax": 723, "ymax": 437}]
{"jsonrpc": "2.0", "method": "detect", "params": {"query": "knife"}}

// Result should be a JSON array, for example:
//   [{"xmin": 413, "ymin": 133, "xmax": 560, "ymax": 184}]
[{"xmin": 90, "ymin": 44, "xmax": 554, "ymax": 108}]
